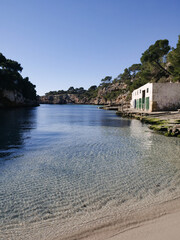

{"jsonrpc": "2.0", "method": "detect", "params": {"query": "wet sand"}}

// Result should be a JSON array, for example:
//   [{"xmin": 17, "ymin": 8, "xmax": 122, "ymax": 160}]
[{"xmin": 57, "ymin": 197, "xmax": 180, "ymax": 240}]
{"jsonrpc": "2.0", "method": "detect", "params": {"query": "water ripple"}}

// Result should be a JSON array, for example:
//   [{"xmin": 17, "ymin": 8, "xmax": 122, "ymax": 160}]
[{"xmin": 0, "ymin": 105, "xmax": 180, "ymax": 239}]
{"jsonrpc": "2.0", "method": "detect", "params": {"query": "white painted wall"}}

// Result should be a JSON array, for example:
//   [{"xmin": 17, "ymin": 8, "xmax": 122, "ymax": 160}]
[
  {"xmin": 131, "ymin": 82, "xmax": 180, "ymax": 112},
  {"xmin": 131, "ymin": 83, "xmax": 153, "ymax": 111}
]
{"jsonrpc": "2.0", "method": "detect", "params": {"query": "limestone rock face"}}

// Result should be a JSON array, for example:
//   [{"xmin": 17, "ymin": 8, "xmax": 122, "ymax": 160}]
[
  {"xmin": 0, "ymin": 89, "xmax": 39, "ymax": 108},
  {"xmin": 40, "ymin": 82, "xmax": 129, "ymax": 105}
]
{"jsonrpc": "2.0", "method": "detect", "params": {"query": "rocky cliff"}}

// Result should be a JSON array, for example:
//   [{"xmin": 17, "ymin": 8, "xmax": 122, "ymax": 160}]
[
  {"xmin": 0, "ymin": 89, "xmax": 39, "ymax": 108},
  {"xmin": 40, "ymin": 82, "xmax": 129, "ymax": 106},
  {"xmin": 0, "ymin": 52, "xmax": 38, "ymax": 108}
]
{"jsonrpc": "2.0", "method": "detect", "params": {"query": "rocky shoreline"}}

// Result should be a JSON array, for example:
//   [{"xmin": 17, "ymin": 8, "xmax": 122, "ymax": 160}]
[
  {"xmin": 0, "ymin": 89, "xmax": 39, "ymax": 108},
  {"xmin": 115, "ymin": 109, "xmax": 180, "ymax": 137}
]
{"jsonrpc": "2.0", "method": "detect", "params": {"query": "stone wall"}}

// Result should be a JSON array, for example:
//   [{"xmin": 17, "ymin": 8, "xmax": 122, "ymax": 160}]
[{"xmin": 153, "ymin": 83, "xmax": 180, "ymax": 111}]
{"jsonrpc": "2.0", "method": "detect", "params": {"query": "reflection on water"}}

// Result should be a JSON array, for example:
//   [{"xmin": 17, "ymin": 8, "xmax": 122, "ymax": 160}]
[
  {"xmin": 0, "ymin": 108, "xmax": 37, "ymax": 160},
  {"xmin": 0, "ymin": 105, "xmax": 180, "ymax": 240}
]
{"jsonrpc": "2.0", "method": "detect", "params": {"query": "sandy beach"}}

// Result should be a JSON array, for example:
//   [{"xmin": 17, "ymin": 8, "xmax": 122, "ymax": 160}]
[
  {"xmin": 79, "ymin": 208, "xmax": 180, "ymax": 240},
  {"xmin": 109, "ymin": 210, "xmax": 180, "ymax": 240},
  {"xmin": 59, "ymin": 197, "xmax": 180, "ymax": 240}
]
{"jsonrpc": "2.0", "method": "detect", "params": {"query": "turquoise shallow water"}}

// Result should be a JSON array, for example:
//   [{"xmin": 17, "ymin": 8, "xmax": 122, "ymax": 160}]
[{"xmin": 0, "ymin": 105, "xmax": 180, "ymax": 239}]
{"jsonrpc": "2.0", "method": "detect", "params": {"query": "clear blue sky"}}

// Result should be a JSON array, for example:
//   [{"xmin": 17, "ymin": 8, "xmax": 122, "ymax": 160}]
[{"xmin": 1, "ymin": 0, "xmax": 180, "ymax": 95}]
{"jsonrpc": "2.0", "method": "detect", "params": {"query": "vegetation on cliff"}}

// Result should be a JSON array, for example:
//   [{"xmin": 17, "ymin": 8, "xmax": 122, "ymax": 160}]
[
  {"xmin": 46, "ymin": 85, "xmax": 98, "ymax": 101},
  {"xmin": 42, "ymin": 35, "xmax": 180, "ymax": 105},
  {"xmin": 0, "ymin": 52, "xmax": 37, "ymax": 101}
]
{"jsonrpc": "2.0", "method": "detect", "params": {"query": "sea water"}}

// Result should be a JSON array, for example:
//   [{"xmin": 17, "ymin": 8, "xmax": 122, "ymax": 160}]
[{"xmin": 0, "ymin": 105, "xmax": 180, "ymax": 239}]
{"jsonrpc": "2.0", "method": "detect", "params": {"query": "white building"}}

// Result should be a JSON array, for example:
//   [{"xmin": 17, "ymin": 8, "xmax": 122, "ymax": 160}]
[{"xmin": 130, "ymin": 82, "xmax": 180, "ymax": 112}]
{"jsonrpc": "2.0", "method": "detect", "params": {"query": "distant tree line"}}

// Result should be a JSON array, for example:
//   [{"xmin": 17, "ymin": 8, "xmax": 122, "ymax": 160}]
[
  {"xmin": 0, "ymin": 53, "xmax": 37, "ymax": 100},
  {"xmin": 45, "ymin": 85, "xmax": 98, "ymax": 101},
  {"xmin": 45, "ymin": 35, "xmax": 180, "ymax": 100}
]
